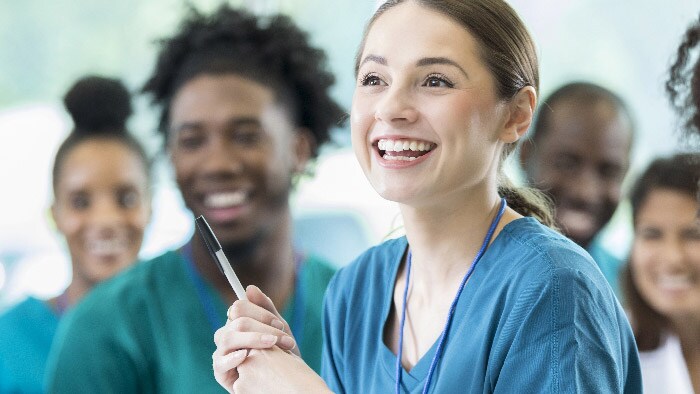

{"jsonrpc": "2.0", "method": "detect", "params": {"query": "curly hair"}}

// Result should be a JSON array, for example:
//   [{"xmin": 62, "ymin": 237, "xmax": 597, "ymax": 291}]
[
  {"xmin": 666, "ymin": 13, "xmax": 700, "ymax": 142},
  {"xmin": 141, "ymin": 5, "xmax": 345, "ymax": 157}
]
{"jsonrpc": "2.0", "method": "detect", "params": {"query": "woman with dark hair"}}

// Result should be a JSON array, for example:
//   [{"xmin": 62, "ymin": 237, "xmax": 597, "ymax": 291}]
[
  {"xmin": 212, "ymin": 1, "xmax": 641, "ymax": 392},
  {"xmin": 0, "ymin": 76, "xmax": 151, "ymax": 393},
  {"xmin": 622, "ymin": 153, "xmax": 700, "ymax": 394},
  {"xmin": 46, "ymin": 5, "xmax": 344, "ymax": 393}
]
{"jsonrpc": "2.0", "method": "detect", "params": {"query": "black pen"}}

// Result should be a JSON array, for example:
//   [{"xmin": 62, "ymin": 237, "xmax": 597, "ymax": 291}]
[{"xmin": 195, "ymin": 215, "xmax": 248, "ymax": 301}]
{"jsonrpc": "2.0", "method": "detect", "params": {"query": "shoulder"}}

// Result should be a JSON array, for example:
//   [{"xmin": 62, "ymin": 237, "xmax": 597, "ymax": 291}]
[
  {"xmin": 303, "ymin": 255, "xmax": 337, "ymax": 281},
  {"xmin": 497, "ymin": 218, "xmax": 604, "ymax": 279},
  {"xmin": 487, "ymin": 218, "xmax": 619, "ymax": 309},
  {"xmin": 64, "ymin": 250, "xmax": 182, "ymax": 324},
  {"xmin": 0, "ymin": 297, "xmax": 53, "ymax": 336}
]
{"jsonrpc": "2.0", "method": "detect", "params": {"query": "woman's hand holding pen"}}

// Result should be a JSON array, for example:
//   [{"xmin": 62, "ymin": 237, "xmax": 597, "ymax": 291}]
[{"xmin": 213, "ymin": 284, "xmax": 300, "ymax": 392}]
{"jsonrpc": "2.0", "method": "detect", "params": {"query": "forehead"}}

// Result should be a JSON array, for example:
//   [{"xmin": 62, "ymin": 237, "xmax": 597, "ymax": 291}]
[
  {"xmin": 58, "ymin": 140, "xmax": 147, "ymax": 191},
  {"xmin": 538, "ymin": 98, "xmax": 632, "ymax": 157},
  {"xmin": 362, "ymin": 2, "xmax": 480, "ymax": 65},
  {"xmin": 169, "ymin": 74, "xmax": 277, "ymax": 123}
]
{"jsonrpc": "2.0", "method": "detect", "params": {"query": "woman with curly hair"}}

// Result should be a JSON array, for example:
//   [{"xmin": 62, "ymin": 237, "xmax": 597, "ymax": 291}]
[
  {"xmin": 667, "ymin": 13, "xmax": 700, "ymax": 146},
  {"xmin": 45, "ymin": 5, "xmax": 344, "ymax": 393}
]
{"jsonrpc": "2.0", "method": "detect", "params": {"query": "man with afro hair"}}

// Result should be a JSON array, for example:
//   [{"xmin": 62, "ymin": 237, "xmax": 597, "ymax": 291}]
[{"xmin": 46, "ymin": 5, "xmax": 345, "ymax": 393}]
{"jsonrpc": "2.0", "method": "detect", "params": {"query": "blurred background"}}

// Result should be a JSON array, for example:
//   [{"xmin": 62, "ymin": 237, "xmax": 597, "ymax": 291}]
[{"xmin": 0, "ymin": 0, "xmax": 697, "ymax": 309}]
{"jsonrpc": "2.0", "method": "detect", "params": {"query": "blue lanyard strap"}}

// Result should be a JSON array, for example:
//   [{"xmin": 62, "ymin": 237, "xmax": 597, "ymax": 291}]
[
  {"xmin": 395, "ymin": 198, "xmax": 507, "ymax": 394},
  {"xmin": 181, "ymin": 242, "xmax": 305, "ymax": 343},
  {"xmin": 182, "ymin": 242, "xmax": 225, "ymax": 333}
]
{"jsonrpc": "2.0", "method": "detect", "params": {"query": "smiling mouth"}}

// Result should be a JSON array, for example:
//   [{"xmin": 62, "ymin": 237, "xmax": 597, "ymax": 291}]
[
  {"xmin": 87, "ymin": 238, "xmax": 129, "ymax": 257},
  {"xmin": 377, "ymin": 138, "xmax": 435, "ymax": 161},
  {"xmin": 204, "ymin": 191, "xmax": 247, "ymax": 209}
]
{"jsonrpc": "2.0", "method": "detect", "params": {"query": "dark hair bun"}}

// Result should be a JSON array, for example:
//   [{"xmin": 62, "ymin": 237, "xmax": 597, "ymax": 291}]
[{"xmin": 63, "ymin": 75, "xmax": 133, "ymax": 133}]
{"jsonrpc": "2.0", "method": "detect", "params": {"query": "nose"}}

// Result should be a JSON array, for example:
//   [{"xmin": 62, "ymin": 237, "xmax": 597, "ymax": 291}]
[
  {"xmin": 89, "ymin": 197, "xmax": 124, "ymax": 233},
  {"xmin": 374, "ymin": 84, "xmax": 418, "ymax": 125},
  {"xmin": 200, "ymin": 136, "xmax": 243, "ymax": 177},
  {"xmin": 567, "ymin": 166, "xmax": 605, "ymax": 207},
  {"xmin": 659, "ymin": 236, "xmax": 686, "ymax": 270}
]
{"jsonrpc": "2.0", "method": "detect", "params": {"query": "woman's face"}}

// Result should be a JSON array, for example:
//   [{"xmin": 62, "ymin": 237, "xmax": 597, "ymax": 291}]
[
  {"xmin": 52, "ymin": 139, "xmax": 151, "ymax": 286},
  {"xmin": 351, "ymin": 2, "xmax": 512, "ymax": 206},
  {"xmin": 631, "ymin": 188, "xmax": 700, "ymax": 321}
]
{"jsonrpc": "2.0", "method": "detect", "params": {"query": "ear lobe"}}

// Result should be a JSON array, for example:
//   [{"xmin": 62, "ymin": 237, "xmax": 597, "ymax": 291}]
[
  {"xmin": 499, "ymin": 86, "xmax": 536, "ymax": 144},
  {"xmin": 293, "ymin": 128, "xmax": 315, "ymax": 173},
  {"xmin": 49, "ymin": 204, "xmax": 61, "ymax": 233}
]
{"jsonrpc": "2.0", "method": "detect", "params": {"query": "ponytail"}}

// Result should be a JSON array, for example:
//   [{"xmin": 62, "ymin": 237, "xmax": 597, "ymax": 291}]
[{"xmin": 497, "ymin": 174, "xmax": 557, "ymax": 229}]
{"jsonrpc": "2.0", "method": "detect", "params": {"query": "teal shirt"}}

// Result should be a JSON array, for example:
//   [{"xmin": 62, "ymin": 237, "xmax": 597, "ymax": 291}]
[
  {"xmin": 587, "ymin": 236, "xmax": 624, "ymax": 299},
  {"xmin": 45, "ymin": 249, "xmax": 335, "ymax": 393},
  {"xmin": 0, "ymin": 297, "xmax": 59, "ymax": 393},
  {"xmin": 322, "ymin": 218, "xmax": 642, "ymax": 393}
]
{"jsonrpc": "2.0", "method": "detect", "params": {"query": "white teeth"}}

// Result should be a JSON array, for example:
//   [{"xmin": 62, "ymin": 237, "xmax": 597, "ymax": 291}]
[
  {"xmin": 87, "ymin": 238, "xmax": 127, "ymax": 256},
  {"xmin": 383, "ymin": 155, "xmax": 417, "ymax": 161},
  {"xmin": 658, "ymin": 275, "xmax": 693, "ymax": 290},
  {"xmin": 205, "ymin": 191, "xmax": 246, "ymax": 208},
  {"xmin": 377, "ymin": 138, "xmax": 433, "ymax": 152}
]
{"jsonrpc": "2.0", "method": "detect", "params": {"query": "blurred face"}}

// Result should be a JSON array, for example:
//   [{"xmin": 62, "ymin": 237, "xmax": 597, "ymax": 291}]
[
  {"xmin": 52, "ymin": 139, "xmax": 150, "ymax": 286},
  {"xmin": 631, "ymin": 188, "xmax": 700, "ymax": 322},
  {"xmin": 522, "ymin": 98, "xmax": 632, "ymax": 247},
  {"xmin": 168, "ymin": 74, "xmax": 307, "ymax": 246},
  {"xmin": 352, "ymin": 2, "xmax": 510, "ymax": 206}
]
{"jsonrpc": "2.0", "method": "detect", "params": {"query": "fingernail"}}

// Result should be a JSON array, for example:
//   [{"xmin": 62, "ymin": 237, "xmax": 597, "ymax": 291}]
[
  {"xmin": 232, "ymin": 349, "xmax": 245, "ymax": 359},
  {"xmin": 261, "ymin": 334, "xmax": 277, "ymax": 345},
  {"xmin": 279, "ymin": 335, "xmax": 296, "ymax": 349},
  {"xmin": 271, "ymin": 319, "xmax": 285, "ymax": 331}
]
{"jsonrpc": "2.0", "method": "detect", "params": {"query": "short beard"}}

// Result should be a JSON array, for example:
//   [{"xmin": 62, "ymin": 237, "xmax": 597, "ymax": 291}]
[{"xmin": 220, "ymin": 231, "xmax": 265, "ymax": 267}]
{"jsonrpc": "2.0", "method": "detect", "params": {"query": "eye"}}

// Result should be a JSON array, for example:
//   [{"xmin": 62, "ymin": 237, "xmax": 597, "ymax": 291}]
[
  {"xmin": 422, "ymin": 73, "xmax": 454, "ymax": 88},
  {"xmin": 173, "ymin": 128, "xmax": 205, "ymax": 151},
  {"xmin": 70, "ymin": 192, "xmax": 90, "ymax": 210},
  {"xmin": 230, "ymin": 124, "xmax": 264, "ymax": 147},
  {"xmin": 359, "ymin": 73, "xmax": 385, "ymax": 87},
  {"xmin": 637, "ymin": 226, "xmax": 662, "ymax": 241},
  {"xmin": 117, "ymin": 189, "xmax": 140, "ymax": 209}
]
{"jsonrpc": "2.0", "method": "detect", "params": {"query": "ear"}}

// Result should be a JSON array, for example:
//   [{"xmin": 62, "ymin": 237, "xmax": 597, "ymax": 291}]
[
  {"xmin": 50, "ymin": 203, "xmax": 63, "ymax": 233},
  {"xmin": 292, "ymin": 127, "xmax": 315, "ymax": 173},
  {"xmin": 499, "ymin": 86, "xmax": 537, "ymax": 144}
]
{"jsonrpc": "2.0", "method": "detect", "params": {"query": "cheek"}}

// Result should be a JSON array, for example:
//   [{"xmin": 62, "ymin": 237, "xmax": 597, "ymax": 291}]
[{"xmin": 630, "ymin": 243, "xmax": 656, "ymax": 287}]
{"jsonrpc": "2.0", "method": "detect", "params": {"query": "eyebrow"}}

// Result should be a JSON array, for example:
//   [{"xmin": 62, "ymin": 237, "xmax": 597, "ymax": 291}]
[
  {"xmin": 416, "ymin": 57, "xmax": 469, "ymax": 78},
  {"xmin": 358, "ymin": 54, "xmax": 387, "ymax": 69},
  {"xmin": 358, "ymin": 55, "xmax": 469, "ymax": 79},
  {"xmin": 171, "ymin": 117, "xmax": 261, "ymax": 134}
]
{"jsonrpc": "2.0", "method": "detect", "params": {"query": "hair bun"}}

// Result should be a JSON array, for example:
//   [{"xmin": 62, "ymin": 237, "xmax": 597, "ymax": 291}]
[{"xmin": 63, "ymin": 75, "xmax": 133, "ymax": 133}]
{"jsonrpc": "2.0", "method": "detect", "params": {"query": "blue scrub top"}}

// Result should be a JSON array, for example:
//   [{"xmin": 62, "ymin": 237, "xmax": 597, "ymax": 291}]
[
  {"xmin": 0, "ymin": 297, "xmax": 59, "ymax": 393},
  {"xmin": 322, "ymin": 217, "xmax": 642, "ymax": 393}
]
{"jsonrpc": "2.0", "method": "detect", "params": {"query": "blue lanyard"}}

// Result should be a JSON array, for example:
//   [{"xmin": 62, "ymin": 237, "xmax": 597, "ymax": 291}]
[
  {"xmin": 181, "ymin": 242, "xmax": 305, "ymax": 343},
  {"xmin": 395, "ymin": 198, "xmax": 507, "ymax": 394}
]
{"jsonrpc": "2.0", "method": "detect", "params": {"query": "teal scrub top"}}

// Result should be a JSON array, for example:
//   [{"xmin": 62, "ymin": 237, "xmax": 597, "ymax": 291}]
[
  {"xmin": 0, "ymin": 297, "xmax": 59, "ymax": 393},
  {"xmin": 45, "ymin": 249, "xmax": 335, "ymax": 393},
  {"xmin": 322, "ymin": 218, "xmax": 642, "ymax": 393}
]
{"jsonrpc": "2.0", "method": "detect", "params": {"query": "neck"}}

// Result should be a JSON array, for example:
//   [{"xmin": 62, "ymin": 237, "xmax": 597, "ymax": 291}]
[
  {"xmin": 53, "ymin": 275, "xmax": 92, "ymax": 309},
  {"xmin": 400, "ymin": 186, "xmax": 511, "ymax": 292},
  {"xmin": 189, "ymin": 212, "xmax": 297, "ymax": 308}
]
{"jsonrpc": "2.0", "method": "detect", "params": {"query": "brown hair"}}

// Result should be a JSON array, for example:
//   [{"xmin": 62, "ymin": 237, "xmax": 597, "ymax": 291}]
[
  {"xmin": 356, "ymin": 0, "xmax": 555, "ymax": 227},
  {"xmin": 623, "ymin": 153, "xmax": 700, "ymax": 351}
]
